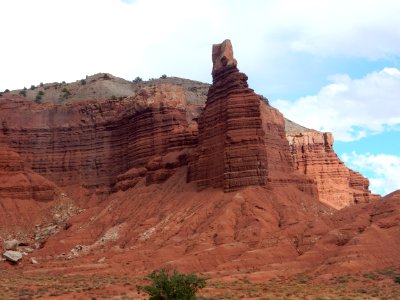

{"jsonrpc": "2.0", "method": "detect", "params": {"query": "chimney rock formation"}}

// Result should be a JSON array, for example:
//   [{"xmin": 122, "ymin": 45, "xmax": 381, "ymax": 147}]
[{"xmin": 188, "ymin": 40, "xmax": 268, "ymax": 191}]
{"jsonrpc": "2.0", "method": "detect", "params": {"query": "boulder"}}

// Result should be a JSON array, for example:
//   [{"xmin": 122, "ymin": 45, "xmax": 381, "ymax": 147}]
[
  {"xmin": 3, "ymin": 239, "xmax": 19, "ymax": 250},
  {"xmin": 3, "ymin": 250, "xmax": 23, "ymax": 263}
]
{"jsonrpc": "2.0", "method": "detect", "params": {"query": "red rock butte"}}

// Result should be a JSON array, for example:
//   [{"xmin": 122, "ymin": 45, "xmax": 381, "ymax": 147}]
[{"xmin": 0, "ymin": 39, "xmax": 398, "ymax": 286}]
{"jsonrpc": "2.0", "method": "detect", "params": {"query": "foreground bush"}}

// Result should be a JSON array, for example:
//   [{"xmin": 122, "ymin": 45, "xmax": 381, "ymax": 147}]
[{"xmin": 137, "ymin": 268, "xmax": 206, "ymax": 300}]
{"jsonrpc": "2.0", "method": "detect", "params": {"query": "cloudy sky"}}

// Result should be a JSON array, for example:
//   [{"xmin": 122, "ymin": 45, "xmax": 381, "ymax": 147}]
[{"xmin": 0, "ymin": 0, "xmax": 399, "ymax": 195}]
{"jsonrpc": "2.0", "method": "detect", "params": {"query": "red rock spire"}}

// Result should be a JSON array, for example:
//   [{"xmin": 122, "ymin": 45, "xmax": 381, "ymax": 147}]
[
  {"xmin": 188, "ymin": 40, "xmax": 268, "ymax": 191},
  {"xmin": 211, "ymin": 39, "xmax": 237, "ymax": 76}
]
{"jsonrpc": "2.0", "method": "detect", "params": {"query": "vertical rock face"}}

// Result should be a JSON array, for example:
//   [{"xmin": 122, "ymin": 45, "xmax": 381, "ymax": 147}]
[
  {"xmin": 0, "ymin": 87, "xmax": 199, "ymax": 194},
  {"xmin": 349, "ymin": 170, "xmax": 372, "ymax": 203},
  {"xmin": 188, "ymin": 40, "xmax": 268, "ymax": 191},
  {"xmin": 286, "ymin": 123, "xmax": 371, "ymax": 209},
  {"xmin": 260, "ymin": 104, "xmax": 295, "ymax": 176}
]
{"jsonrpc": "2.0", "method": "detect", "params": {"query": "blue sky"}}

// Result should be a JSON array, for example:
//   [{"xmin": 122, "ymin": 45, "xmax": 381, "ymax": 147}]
[{"xmin": 0, "ymin": 0, "xmax": 399, "ymax": 195}]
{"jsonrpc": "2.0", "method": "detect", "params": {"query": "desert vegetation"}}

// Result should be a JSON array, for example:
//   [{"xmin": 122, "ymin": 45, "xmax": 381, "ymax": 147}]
[
  {"xmin": 137, "ymin": 268, "xmax": 207, "ymax": 300},
  {"xmin": 1, "ymin": 268, "xmax": 400, "ymax": 299},
  {"xmin": 35, "ymin": 91, "xmax": 45, "ymax": 103}
]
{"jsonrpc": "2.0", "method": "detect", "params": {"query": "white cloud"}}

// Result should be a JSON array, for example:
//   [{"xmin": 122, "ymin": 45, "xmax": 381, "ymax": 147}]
[
  {"xmin": 342, "ymin": 152, "xmax": 400, "ymax": 196},
  {"xmin": 275, "ymin": 0, "xmax": 400, "ymax": 59},
  {"xmin": 1, "ymin": 0, "xmax": 400, "ymax": 91},
  {"xmin": 272, "ymin": 68, "xmax": 400, "ymax": 141}
]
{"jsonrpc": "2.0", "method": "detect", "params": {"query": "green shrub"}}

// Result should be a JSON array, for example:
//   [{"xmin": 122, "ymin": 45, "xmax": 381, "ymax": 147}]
[
  {"xmin": 60, "ymin": 87, "xmax": 71, "ymax": 99},
  {"xmin": 30, "ymin": 85, "xmax": 36, "ymax": 90},
  {"xmin": 160, "ymin": 74, "xmax": 167, "ymax": 79},
  {"xmin": 4, "ymin": 89, "xmax": 10, "ymax": 92},
  {"xmin": 133, "ymin": 76, "xmax": 143, "ymax": 83},
  {"xmin": 137, "ymin": 268, "xmax": 206, "ymax": 300},
  {"xmin": 80, "ymin": 79, "xmax": 86, "ymax": 85},
  {"xmin": 363, "ymin": 273, "xmax": 378, "ymax": 280},
  {"xmin": 40, "ymin": 82, "xmax": 44, "ymax": 87},
  {"xmin": 19, "ymin": 90, "xmax": 27, "ymax": 97},
  {"xmin": 378, "ymin": 268, "xmax": 395, "ymax": 276},
  {"xmin": 111, "ymin": 95, "xmax": 117, "ymax": 100},
  {"xmin": 394, "ymin": 276, "xmax": 400, "ymax": 284},
  {"xmin": 38, "ymin": 90, "xmax": 45, "ymax": 96},
  {"xmin": 35, "ymin": 94, "xmax": 42, "ymax": 103}
]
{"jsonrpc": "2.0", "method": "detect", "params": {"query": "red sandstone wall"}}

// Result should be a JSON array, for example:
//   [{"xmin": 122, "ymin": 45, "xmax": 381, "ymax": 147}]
[
  {"xmin": 286, "ymin": 131, "xmax": 371, "ymax": 209},
  {"xmin": 0, "ymin": 85, "xmax": 198, "ymax": 193},
  {"xmin": 188, "ymin": 65, "xmax": 268, "ymax": 192},
  {"xmin": 260, "ymin": 102, "xmax": 294, "ymax": 175}
]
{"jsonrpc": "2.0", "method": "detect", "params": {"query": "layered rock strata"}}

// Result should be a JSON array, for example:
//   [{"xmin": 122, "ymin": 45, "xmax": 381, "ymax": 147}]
[
  {"xmin": 0, "ymin": 42, "xmax": 375, "ymax": 209},
  {"xmin": 188, "ymin": 40, "xmax": 268, "ymax": 191},
  {"xmin": 286, "ymin": 122, "xmax": 371, "ymax": 209},
  {"xmin": 188, "ymin": 40, "xmax": 317, "ymax": 194},
  {"xmin": 0, "ymin": 85, "xmax": 199, "ymax": 193}
]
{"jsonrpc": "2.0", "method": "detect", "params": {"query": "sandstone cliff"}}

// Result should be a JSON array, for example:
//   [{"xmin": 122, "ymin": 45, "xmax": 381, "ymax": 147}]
[
  {"xmin": 188, "ymin": 40, "xmax": 268, "ymax": 191},
  {"xmin": 188, "ymin": 40, "xmax": 320, "ymax": 198},
  {"xmin": 0, "ymin": 59, "xmax": 374, "ymax": 209},
  {"xmin": 0, "ymin": 85, "xmax": 200, "ymax": 194},
  {"xmin": 285, "ymin": 119, "xmax": 371, "ymax": 209}
]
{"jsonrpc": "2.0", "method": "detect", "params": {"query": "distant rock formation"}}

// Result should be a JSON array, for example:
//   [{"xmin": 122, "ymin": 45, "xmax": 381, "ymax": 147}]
[{"xmin": 285, "ymin": 120, "xmax": 371, "ymax": 209}]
